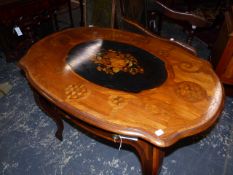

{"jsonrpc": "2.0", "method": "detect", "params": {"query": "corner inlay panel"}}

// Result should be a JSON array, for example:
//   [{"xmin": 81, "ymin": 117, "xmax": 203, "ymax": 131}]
[
  {"xmin": 174, "ymin": 81, "xmax": 207, "ymax": 102},
  {"xmin": 65, "ymin": 84, "xmax": 89, "ymax": 100}
]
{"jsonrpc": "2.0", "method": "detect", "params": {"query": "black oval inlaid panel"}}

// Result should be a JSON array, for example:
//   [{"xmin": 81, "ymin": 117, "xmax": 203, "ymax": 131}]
[{"xmin": 67, "ymin": 39, "xmax": 167, "ymax": 93}]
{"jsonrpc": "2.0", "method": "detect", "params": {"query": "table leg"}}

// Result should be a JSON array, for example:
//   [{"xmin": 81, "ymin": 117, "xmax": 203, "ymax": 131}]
[
  {"xmin": 33, "ymin": 91, "xmax": 64, "ymax": 141},
  {"xmin": 140, "ymin": 144, "xmax": 164, "ymax": 175},
  {"xmin": 121, "ymin": 139, "xmax": 164, "ymax": 175},
  {"xmin": 33, "ymin": 90, "xmax": 164, "ymax": 174}
]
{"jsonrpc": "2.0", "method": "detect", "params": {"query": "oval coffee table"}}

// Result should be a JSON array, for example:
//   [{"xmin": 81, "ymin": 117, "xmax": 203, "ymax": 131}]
[{"xmin": 19, "ymin": 27, "xmax": 224, "ymax": 175}]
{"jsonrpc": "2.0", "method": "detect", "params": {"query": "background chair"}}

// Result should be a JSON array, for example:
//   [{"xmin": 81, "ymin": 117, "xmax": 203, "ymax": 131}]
[
  {"xmin": 118, "ymin": 0, "xmax": 200, "ymax": 55},
  {"xmin": 147, "ymin": 0, "xmax": 233, "ymax": 49},
  {"xmin": 147, "ymin": 1, "xmax": 210, "ymax": 45},
  {"xmin": 81, "ymin": 0, "xmax": 211, "ymax": 55}
]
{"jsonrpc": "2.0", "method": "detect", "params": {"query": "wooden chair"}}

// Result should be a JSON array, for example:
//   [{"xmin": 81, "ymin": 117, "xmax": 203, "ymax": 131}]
[
  {"xmin": 118, "ymin": 0, "xmax": 198, "ymax": 55},
  {"xmin": 120, "ymin": 17, "xmax": 197, "ymax": 55},
  {"xmin": 81, "ymin": 0, "xmax": 197, "ymax": 55},
  {"xmin": 147, "ymin": 1, "xmax": 210, "ymax": 45}
]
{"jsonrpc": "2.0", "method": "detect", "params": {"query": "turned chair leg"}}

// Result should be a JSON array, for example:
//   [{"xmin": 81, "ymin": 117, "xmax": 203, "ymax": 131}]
[{"xmin": 67, "ymin": 0, "xmax": 74, "ymax": 27}]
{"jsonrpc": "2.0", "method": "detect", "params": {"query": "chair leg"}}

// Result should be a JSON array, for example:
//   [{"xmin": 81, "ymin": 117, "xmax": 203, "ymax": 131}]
[
  {"xmin": 68, "ymin": 0, "xmax": 74, "ymax": 27},
  {"xmin": 79, "ymin": 0, "xmax": 85, "ymax": 26},
  {"xmin": 53, "ymin": 12, "xmax": 59, "ymax": 31},
  {"xmin": 147, "ymin": 11, "xmax": 162, "ymax": 35},
  {"xmin": 186, "ymin": 25, "xmax": 196, "ymax": 45},
  {"xmin": 157, "ymin": 14, "xmax": 162, "ymax": 35}
]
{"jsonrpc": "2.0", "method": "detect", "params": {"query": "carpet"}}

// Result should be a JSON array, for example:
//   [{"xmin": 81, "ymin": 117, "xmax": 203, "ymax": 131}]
[{"xmin": 0, "ymin": 31, "xmax": 233, "ymax": 175}]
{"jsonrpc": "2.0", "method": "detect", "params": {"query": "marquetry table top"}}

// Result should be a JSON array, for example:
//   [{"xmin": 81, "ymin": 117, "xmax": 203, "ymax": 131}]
[{"xmin": 19, "ymin": 27, "xmax": 224, "ymax": 147}]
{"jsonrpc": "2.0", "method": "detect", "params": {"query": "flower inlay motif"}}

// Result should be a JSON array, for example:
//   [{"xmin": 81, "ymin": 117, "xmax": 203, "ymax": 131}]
[
  {"xmin": 108, "ymin": 95, "xmax": 128, "ymax": 113},
  {"xmin": 92, "ymin": 49, "xmax": 144, "ymax": 75}
]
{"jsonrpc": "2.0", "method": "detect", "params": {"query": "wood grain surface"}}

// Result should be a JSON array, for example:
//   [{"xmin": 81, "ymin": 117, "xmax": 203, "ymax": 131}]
[{"xmin": 19, "ymin": 27, "xmax": 224, "ymax": 147}]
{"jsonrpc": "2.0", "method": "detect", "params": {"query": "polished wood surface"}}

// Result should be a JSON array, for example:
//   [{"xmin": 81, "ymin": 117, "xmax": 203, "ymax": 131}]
[
  {"xmin": 20, "ymin": 27, "xmax": 224, "ymax": 147},
  {"xmin": 20, "ymin": 27, "xmax": 224, "ymax": 174}
]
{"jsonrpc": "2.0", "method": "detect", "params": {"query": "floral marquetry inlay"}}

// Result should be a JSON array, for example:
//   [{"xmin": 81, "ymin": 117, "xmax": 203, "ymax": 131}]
[
  {"xmin": 65, "ymin": 84, "xmax": 89, "ymax": 100},
  {"xmin": 108, "ymin": 95, "xmax": 128, "ymax": 113},
  {"xmin": 92, "ymin": 49, "xmax": 144, "ymax": 75},
  {"xmin": 174, "ymin": 81, "xmax": 207, "ymax": 102}
]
